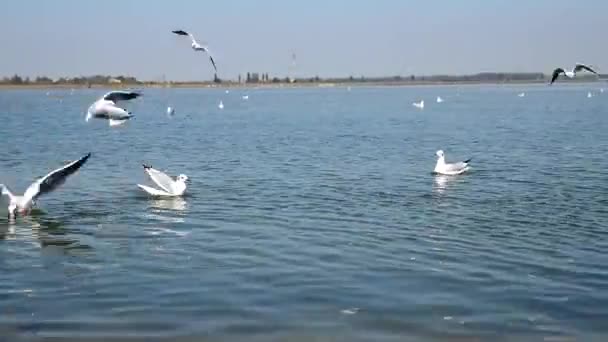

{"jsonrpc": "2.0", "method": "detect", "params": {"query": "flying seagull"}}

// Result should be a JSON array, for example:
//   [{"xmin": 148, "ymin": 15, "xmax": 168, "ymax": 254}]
[
  {"xmin": 172, "ymin": 30, "xmax": 217, "ymax": 72},
  {"xmin": 434, "ymin": 150, "xmax": 471, "ymax": 175},
  {"xmin": 1, "ymin": 153, "xmax": 91, "ymax": 217},
  {"xmin": 550, "ymin": 63, "xmax": 599, "ymax": 85},
  {"xmin": 87, "ymin": 91, "xmax": 142, "ymax": 126},
  {"xmin": 137, "ymin": 164, "xmax": 188, "ymax": 197}
]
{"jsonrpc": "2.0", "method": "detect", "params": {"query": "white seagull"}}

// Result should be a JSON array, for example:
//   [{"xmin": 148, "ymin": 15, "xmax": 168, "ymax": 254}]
[
  {"xmin": 1, "ymin": 153, "xmax": 91, "ymax": 217},
  {"xmin": 413, "ymin": 100, "xmax": 424, "ymax": 109},
  {"xmin": 434, "ymin": 150, "xmax": 471, "ymax": 175},
  {"xmin": 242, "ymin": 95, "xmax": 249, "ymax": 100},
  {"xmin": 550, "ymin": 63, "xmax": 598, "ymax": 85},
  {"xmin": 518, "ymin": 92, "xmax": 525, "ymax": 97},
  {"xmin": 436, "ymin": 96, "xmax": 444, "ymax": 103},
  {"xmin": 218, "ymin": 100, "xmax": 224, "ymax": 109},
  {"xmin": 86, "ymin": 91, "xmax": 142, "ymax": 126},
  {"xmin": 137, "ymin": 164, "xmax": 188, "ymax": 197},
  {"xmin": 167, "ymin": 106, "xmax": 175, "ymax": 116},
  {"xmin": 172, "ymin": 30, "xmax": 217, "ymax": 72},
  {"xmin": 587, "ymin": 92, "xmax": 593, "ymax": 98}
]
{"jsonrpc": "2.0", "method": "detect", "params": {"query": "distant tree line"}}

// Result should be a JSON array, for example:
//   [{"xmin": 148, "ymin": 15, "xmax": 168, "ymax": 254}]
[
  {"xmin": 2, "ymin": 72, "xmax": 604, "ymax": 86},
  {"xmin": 0, "ymin": 74, "xmax": 141, "ymax": 85}
]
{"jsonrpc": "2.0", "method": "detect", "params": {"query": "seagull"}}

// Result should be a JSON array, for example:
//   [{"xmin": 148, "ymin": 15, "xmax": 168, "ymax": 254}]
[
  {"xmin": 434, "ymin": 150, "xmax": 471, "ymax": 175},
  {"xmin": 167, "ymin": 106, "xmax": 175, "ymax": 116},
  {"xmin": 137, "ymin": 164, "xmax": 188, "ymax": 197},
  {"xmin": 518, "ymin": 92, "xmax": 525, "ymax": 97},
  {"xmin": 588, "ymin": 92, "xmax": 593, "ymax": 98},
  {"xmin": 218, "ymin": 100, "xmax": 224, "ymax": 109},
  {"xmin": 436, "ymin": 96, "xmax": 444, "ymax": 103},
  {"xmin": 242, "ymin": 95, "xmax": 249, "ymax": 100},
  {"xmin": 1, "ymin": 153, "xmax": 91, "ymax": 217},
  {"xmin": 172, "ymin": 30, "xmax": 217, "ymax": 72},
  {"xmin": 413, "ymin": 100, "xmax": 424, "ymax": 109},
  {"xmin": 86, "ymin": 91, "xmax": 141, "ymax": 126},
  {"xmin": 601, "ymin": 88, "xmax": 604, "ymax": 93},
  {"xmin": 550, "ymin": 63, "xmax": 599, "ymax": 85}
]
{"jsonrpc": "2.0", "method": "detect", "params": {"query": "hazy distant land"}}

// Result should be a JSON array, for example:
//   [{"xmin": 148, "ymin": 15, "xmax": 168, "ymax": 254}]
[{"xmin": 0, "ymin": 72, "xmax": 605, "ymax": 89}]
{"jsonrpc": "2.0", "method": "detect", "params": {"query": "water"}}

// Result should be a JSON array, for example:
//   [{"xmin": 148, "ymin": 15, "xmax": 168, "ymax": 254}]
[{"xmin": 0, "ymin": 84, "xmax": 607, "ymax": 341}]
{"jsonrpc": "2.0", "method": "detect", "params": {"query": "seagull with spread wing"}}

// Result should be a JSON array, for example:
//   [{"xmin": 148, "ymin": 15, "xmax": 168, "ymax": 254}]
[
  {"xmin": 86, "ymin": 90, "xmax": 142, "ymax": 126},
  {"xmin": 434, "ymin": 150, "xmax": 471, "ymax": 175},
  {"xmin": 550, "ymin": 63, "xmax": 599, "ymax": 85},
  {"xmin": 1, "ymin": 153, "xmax": 91, "ymax": 218},
  {"xmin": 172, "ymin": 30, "xmax": 217, "ymax": 72},
  {"xmin": 137, "ymin": 164, "xmax": 189, "ymax": 197}
]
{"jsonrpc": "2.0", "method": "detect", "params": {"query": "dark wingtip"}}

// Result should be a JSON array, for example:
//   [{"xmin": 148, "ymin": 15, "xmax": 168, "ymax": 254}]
[
  {"xmin": 143, "ymin": 164, "xmax": 152, "ymax": 169},
  {"xmin": 464, "ymin": 158, "xmax": 472, "ymax": 164}
]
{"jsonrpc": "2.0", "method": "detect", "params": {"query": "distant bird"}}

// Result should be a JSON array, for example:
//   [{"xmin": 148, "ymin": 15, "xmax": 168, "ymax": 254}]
[
  {"xmin": 1, "ymin": 153, "xmax": 91, "ymax": 218},
  {"xmin": 436, "ymin": 96, "xmax": 444, "ymax": 103},
  {"xmin": 588, "ymin": 92, "xmax": 593, "ymax": 98},
  {"xmin": 86, "ymin": 91, "xmax": 141, "ymax": 126},
  {"xmin": 167, "ymin": 106, "xmax": 175, "ymax": 116},
  {"xmin": 550, "ymin": 63, "xmax": 598, "ymax": 85},
  {"xmin": 172, "ymin": 30, "xmax": 217, "ymax": 72},
  {"xmin": 225, "ymin": 90, "xmax": 230, "ymax": 94},
  {"xmin": 137, "ymin": 164, "xmax": 188, "ymax": 197},
  {"xmin": 434, "ymin": 150, "xmax": 471, "ymax": 175},
  {"xmin": 218, "ymin": 100, "xmax": 224, "ymax": 109},
  {"xmin": 242, "ymin": 95, "xmax": 249, "ymax": 100},
  {"xmin": 413, "ymin": 100, "xmax": 424, "ymax": 109},
  {"xmin": 518, "ymin": 92, "xmax": 525, "ymax": 97},
  {"xmin": 601, "ymin": 88, "xmax": 605, "ymax": 93}
]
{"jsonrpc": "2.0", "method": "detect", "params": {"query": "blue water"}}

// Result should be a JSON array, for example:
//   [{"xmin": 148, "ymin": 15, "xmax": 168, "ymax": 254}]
[{"xmin": 0, "ymin": 84, "xmax": 607, "ymax": 341}]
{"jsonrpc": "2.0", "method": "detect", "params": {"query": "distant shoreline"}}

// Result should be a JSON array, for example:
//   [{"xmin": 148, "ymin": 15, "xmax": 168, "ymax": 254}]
[{"xmin": 0, "ymin": 79, "xmax": 604, "ymax": 90}]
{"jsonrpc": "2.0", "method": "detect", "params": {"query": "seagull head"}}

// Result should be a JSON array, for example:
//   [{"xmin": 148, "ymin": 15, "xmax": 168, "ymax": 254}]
[
  {"xmin": 436, "ymin": 150, "xmax": 445, "ymax": 158},
  {"xmin": 177, "ymin": 174, "xmax": 189, "ymax": 183}
]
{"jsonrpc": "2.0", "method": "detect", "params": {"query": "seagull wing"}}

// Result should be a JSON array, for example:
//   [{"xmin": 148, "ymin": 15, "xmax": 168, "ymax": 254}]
[
  {"xmin": 172, "ymin": 30, "xmax": 199, "ymax": 45},
  {"xmin": 1, "ymin": 184, "xmax": 15, "ymax": 201},
  {"xmin": 143, "ymin": 164, "xmax": 176, "ymax": 194},
  {"xmin": 573, "ymin": 63, "xmax": 598, "ymax": 75},
  {"xmin": 22, "ymin": 153, "xmax": 91, "ymax": 203},
  {"xmin": 102, "ymin": 91, "xmax": 141, "ymax": 103},
  {"xmin": 550, "ymin": 68, "xmax": 565, "ymax": 85},
  {"xmin": 208, "ymin": 54, "xmax": 218, "ymax": 72},
  {"xmin": 172, "ymin": 30, "xmax": 190, "ymax": 36},
  {"xmin": 444, "ymin": 158, "xmax": 471, "ymax": 172}
]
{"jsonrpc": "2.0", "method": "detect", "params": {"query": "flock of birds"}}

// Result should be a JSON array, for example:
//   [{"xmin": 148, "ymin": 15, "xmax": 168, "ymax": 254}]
[{"xmin": 0, "ymin": 34, "xmax": 603, "ymax": 219}]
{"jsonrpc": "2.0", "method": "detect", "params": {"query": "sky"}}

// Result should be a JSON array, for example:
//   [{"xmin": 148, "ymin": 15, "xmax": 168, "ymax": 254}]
[{"xmin": 0, "ymin": 0, "xmax": 606, "ymax": 81}]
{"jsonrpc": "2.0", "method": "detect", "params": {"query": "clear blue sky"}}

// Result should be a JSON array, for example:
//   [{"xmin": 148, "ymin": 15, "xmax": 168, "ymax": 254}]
[{"xmin": 1, "ymin": 0, "xmax": 606, "ymax": 81}]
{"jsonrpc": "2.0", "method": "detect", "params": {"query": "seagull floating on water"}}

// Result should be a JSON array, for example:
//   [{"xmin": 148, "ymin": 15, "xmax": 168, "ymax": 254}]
[
  {"xmin": 413, "ymin": 100, "xmax": 424, "ymax": 109},
  {"xmin": 167, "ymin": 106, "xmax": 175, "ymax": 116},
  {"xmin": 588, "ymin": 92, "xmax": 593, "ymax": 98},
  {"xmin": 434, "ymin": 150, "xmax": 471, "ymax": 175},
  {"xmin": 518, "ymin": 92, "xmax": 525, "ymax": 97},
  {"xmin": 218, "ymin": 100, "xmax": 224, "ymax": 109},
  {"xmin": 172, "ymin": 30, "xmax": 217, "ymax": 72},
  {"xmin": 86, "ymin": 91, "xmax": 141, "ymax": 126},
  {"xmin": 436, "ymin": 96, "xmax": 444, "ymax": 103},
  {"xmin": 1, "ymin": 153, "xmax": 91, "ymax": 217},
  {"xmin": 137, "ymin": 164, "xmax": 188, "ymax": 197},
  {"xmin": 601, "ymin": 88, "xmax": 605, "ymax": 93},
  {"xmin": 242, "ymin": 95, "xmax": 249, "ymax": 100},
  {"xmin": 550, "ymin": 63, "xmax": 598, "ymax": 85}
]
